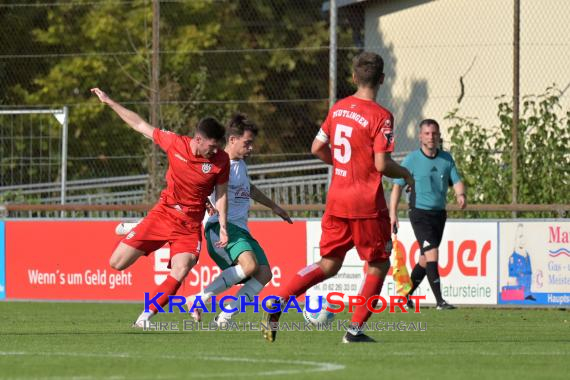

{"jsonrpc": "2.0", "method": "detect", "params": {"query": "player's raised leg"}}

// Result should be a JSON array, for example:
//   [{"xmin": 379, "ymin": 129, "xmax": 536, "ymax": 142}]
[{"xmin": 109, "ymin": 243, "xmax": 145, "ymax": 272}]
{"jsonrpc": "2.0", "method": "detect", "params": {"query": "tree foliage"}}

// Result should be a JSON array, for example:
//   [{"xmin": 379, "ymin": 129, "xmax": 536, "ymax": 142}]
[
  {"xmin": 2, "ymin": 0, "xmax": 351, "ymax": 188},
  {"xmin": 446, "ymin": 86, "xmax": 570, "ymax": 217}
]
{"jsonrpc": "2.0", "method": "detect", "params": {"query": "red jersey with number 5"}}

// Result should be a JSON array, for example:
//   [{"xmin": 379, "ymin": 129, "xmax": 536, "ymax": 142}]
[{"xmin": 318, "ymin": 96, "xmax": 395, "ymax": 218}]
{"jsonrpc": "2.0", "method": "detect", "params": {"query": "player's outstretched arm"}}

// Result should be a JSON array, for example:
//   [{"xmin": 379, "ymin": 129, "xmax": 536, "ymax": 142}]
[
  {"xmin": 250, "ymin": 184, "xmax": 293, "ymax": 224},
  {"xmin": 90, "ymin": 88, "xmax": 155, "ymax": 139},
  {"xmin": 214, "ymin": 181, "xmax": 229, "ymax": 248}
]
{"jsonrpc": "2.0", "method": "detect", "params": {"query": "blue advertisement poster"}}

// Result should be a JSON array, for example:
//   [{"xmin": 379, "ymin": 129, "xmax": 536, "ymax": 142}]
[
  {"xmin": 499, "ymin": 221, "xmax": 570, "ymax": 306},
  {"xmin": 0, "ymin": 221, "xmax": 5, "ymax": 300}
]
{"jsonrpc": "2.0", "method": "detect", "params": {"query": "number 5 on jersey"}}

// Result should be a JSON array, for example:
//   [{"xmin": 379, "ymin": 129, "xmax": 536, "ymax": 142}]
[{"xmin": 333, "ymin": 124, "xmax": 353, "ymax": 164}]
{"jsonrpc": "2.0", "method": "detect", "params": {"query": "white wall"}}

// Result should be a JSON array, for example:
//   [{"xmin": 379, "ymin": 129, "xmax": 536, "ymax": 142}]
[{"xmin": 362, "ymin": 0, "xmax": 570, "ymax": 153}]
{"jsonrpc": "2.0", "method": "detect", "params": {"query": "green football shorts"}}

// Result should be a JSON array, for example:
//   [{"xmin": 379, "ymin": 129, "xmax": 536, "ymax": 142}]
[{"xmin": 204, "ymin": 222, "xmax": 269, "ymax": 270}]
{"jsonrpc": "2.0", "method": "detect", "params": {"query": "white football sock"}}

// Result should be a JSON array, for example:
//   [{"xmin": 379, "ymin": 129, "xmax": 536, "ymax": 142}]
[
  {"xmin": 115, "ymin": 221, "xmax": 141, "ymax": 235},
  {"xmin": 221, "ymin": 278, "xmax": 264, "ymax": 318},
  {"xmin": 190, "ymin": 265, "xmax": 247, "ymax": 305}
]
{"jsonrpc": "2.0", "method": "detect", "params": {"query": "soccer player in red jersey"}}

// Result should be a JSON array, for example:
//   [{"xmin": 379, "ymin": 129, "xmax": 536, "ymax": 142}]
[
  {"xmin": 91, "ymin": 88, "xmax": 230, "ymax": 327},
  {"xmin": 261, "ymin": 52, "xmax": 414, "ymax": 343}
]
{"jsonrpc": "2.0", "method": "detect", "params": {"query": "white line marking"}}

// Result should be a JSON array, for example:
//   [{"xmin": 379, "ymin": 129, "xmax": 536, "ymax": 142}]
[{"xmin": 0, "ymin": 351, "xmax": 345, "ymax": 379}]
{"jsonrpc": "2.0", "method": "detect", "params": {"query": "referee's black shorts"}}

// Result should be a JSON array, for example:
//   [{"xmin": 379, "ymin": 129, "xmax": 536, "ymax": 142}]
[{"xmin": 409, "ymin": 208, "xmax": 447, "ymax": 254}]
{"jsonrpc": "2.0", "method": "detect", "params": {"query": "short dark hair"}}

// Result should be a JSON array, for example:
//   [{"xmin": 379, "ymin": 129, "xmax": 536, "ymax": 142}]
[
  {"xmin": 352, "ymin": 52, "xmax": 384, "ymax": 88},
  {"xmin": 226, "ymin": 113, "xmax": 258, "ymax": 138},
  {"xmin": 419, "ymin": 119, "xmax": 440, "ymax": 131},
  {"xmin": 195, "ymin": 117, "xmax": 225, "ymax": 140}
]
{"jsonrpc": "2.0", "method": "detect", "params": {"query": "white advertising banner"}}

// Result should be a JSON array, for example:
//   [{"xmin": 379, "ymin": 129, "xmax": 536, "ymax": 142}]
[
  {"xmin": 306, "ymin": 220, "xmax": 498, "ymax": 305},
  {"xmin": 498, "ymin": 221, "xmax": 570, "ymax": 306}
]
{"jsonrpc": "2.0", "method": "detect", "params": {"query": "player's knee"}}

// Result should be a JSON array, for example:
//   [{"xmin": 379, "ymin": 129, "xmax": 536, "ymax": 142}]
[
  {"xmin": 425, "ymin": 250, "xmax": 438, "ymax": 262},
  {"xmin": 241, "ymin": 260, "xmax": 258, "ymax": 277},
  {"xmin": 109, "ymin": 257, "xmax": 125, "ymax": 271},
  {"xmin": 418, "ymin": 255, "xmax": 427, "ymax": 267},
  {"xmin": 239, "ymin": 253, "xmax": 258, "ymax": 276},
  {"xmin": 327, "ymin": 266, "xmax": 341, "ymax": 277},
  {"xmin": 171, "ymin": 264, "xmax": 192, "ymax": 280},
  {"xmin": 365, "ymin": 259, "xmax": 390, "ymax": 278},
  {"xmin": 319, "ymin": 260, "xmax": 342, "ymax": 278}
]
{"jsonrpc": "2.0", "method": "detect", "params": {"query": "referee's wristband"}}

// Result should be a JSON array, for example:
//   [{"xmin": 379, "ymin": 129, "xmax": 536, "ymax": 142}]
[{"xmin": 456, "ymin": 193, "xmax": 466, "ymax": 197}]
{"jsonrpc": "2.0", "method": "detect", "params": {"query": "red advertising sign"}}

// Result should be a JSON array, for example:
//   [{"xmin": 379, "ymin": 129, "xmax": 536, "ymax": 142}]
[{"xmin": 5, "ymin": 221, "xmax": 305, "ymax": 301}]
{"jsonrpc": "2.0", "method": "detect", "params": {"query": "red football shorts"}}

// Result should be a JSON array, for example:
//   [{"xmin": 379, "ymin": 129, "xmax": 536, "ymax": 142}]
[
  {"xmin": 319, "ymin": 210, "xmax": 391, "ymax": 263},
  {"xmin": 121, "ymin": 203, "xmax": 203, "ymax": 259}
]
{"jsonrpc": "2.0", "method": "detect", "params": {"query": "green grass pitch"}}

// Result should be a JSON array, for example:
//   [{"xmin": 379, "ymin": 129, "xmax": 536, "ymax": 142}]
[{"xmin": 1, "ymin": 302, "xmax": 569, "ymax": 379}]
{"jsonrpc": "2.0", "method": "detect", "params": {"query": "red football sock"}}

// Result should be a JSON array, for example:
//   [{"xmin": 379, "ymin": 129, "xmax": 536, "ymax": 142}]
[
  {"xmin": 351, "ymin": 273, "xmax": 383, "ymax": 328},
  {"xmin": 148, "ymin": 275, "xmax": 182, "ymax": 313},
  {"xmin": 276, "ymin": 263, "xmax": 327, "ymax": 299}
]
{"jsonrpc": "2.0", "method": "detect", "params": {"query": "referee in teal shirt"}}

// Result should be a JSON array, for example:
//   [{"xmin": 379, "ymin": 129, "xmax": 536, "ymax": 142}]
[{"xmin": 390, "ymin": 119, "xmax": 466, "ymax": 310}]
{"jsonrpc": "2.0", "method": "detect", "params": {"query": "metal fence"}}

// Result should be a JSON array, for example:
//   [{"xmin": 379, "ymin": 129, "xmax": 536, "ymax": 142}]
[
  {"xmin": 0, "ymin": 0, "xmax": 568, "ymax": 212},
  {"xmin": 0, "ymin": 108, "xmax": 69, "ymax": 204},
  {"xmin": 0, "ymin": 159, "xmax": 331, "ymax": 218}
]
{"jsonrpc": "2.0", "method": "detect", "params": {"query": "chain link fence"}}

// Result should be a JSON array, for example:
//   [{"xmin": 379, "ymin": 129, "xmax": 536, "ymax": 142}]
[{"xmin": 0, "ymin": 0, "xmax": 568, "ymax": 215}]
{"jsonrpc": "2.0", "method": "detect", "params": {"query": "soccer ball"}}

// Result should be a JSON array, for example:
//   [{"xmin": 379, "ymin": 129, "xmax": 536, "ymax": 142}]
[{"xmin": 303, "ymin": 297, "xmax": 335, "ymax": 326}]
